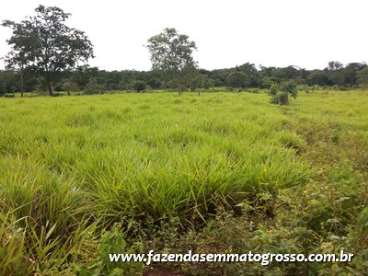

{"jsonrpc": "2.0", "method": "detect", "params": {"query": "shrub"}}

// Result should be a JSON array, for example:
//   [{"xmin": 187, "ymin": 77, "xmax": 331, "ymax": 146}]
[
  {"xmin": 277, "ymin": 91, "xmax": 289, "ymax": 105},
  {"xmin": 269, "ymin": 81, "xmax": 298, "ymax": 105},
  {"xmin": 133, "ymin": 80, "xmax": 146, "ymax": 92},
  {"xmin": 226, "ymin": 71, "xmax": 249, "ymax": 90},
  {"xmin": 62, "ymin": 80, "xmax": 79, "ymax": 95},
  {"xmin": 84, "ymin": 79, "xmax": 104, "ymax": 95}
]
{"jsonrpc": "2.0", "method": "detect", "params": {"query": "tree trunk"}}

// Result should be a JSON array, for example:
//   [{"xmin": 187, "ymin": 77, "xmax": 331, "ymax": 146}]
[
  {"xmin": 278, "ymin": 92, "xmax": 289, "ymax": 105},
  {"xmin": 47, "ymin": 80, "xmax": 54, "ymax": 96},
  {"xmin": 45, "ymin": 70, "xmax": 54, "ymax": 96},
  {"xmin": 20, "ymin": 70, "xmax": 24, "ymax": 97}
]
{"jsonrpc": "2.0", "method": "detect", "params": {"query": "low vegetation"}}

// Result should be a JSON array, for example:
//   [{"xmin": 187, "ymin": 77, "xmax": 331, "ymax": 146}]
[{"xmin": 0, "ymin": 90, "xmax": 367, "ymax": 274}]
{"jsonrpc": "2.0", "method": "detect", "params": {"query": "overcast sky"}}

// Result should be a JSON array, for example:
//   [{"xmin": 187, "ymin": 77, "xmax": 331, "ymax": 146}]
[{"xmin": 1, "ymin": 0, "xmax": 367, "ymax": 71}]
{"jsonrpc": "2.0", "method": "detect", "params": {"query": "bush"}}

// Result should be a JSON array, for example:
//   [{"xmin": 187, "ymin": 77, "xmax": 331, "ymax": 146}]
[
  {"xmin": 226, "ymin": 71, "xmax": 249, "ymax": 90},
  {"xmin": 147, "ymin": 78, "xmax": 161, "ymax": 89},
  {"xmin": 270, "ymin": 92, "xmax": 289, "ymax": 105},
  {"xmin": 280, "ymin": 81, "xmax": 298, "ymax": 98},
  {"xmin": 62, "ymin": 80, "xmax": 79, "ymax": 95},
  {"xmin": 269, "ymin": 81, "xmax": 298, "ymax": 105},
  {"xmin": 277, "ymin": 91, "xmax": 289, "ymax": 105},
  {"xmin": 247, "ymin": 88, "xmax": 260, "ymax": 93},
  {"xmin": 133, "ymin": 81, "xmax": 146, "ymax": 92},
  {"xmin": 269, "ymin": 84, "xmax": 278, "ymax": 96},
  {"xmin": 84, "ymin": 79, "xmax": 104, "ymax": 95},
  {"xmin": 50, "ymin": 92, "xmax": 65, "ymax": 97}
]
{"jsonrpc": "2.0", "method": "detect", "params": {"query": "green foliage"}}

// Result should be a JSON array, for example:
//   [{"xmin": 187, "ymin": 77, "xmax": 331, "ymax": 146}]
[
  {"xmin": 84, "ymin": 79, "xmax": 104, "ymax": 94},
  {"xmin": 62, "ymin": 79, "xmax": 79, "ymax": 95},
  {"xmin": 269, "ymin": 81, "xmax": 298, "ymax": 105},
  {"xmin": 2, "ymin": 5, "xmax": 94, "ymax": 95},
  {"xmin": 280, "ymin": 80, "xmax": 298, "ymax": 98},
  {"xmin": 1, "ymin": 61, "xmax": 367, "ymax": 94},
  {"xmin": 147, "ymin": 78, "xmax": 161, "ymax": 89},
  {"xmin": 146, "ymin": 28, "xmax": 197, "ymax": 73},
  {"xmin": 226, "ymin": 71, "xmax": 248, "ymax": 90},
  {"xmin": 357, "ymin": 67, "xmax": 368, "ymax": 87},
  {"xmin": 132, "ymin": 80, "xmax": 146, "ymax": 92}
]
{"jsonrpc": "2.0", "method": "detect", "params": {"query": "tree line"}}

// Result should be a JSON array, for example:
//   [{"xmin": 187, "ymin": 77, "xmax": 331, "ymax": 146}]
[{"xmin": 1, "ymin": 5, "xmax": 368, "ymax": 96}]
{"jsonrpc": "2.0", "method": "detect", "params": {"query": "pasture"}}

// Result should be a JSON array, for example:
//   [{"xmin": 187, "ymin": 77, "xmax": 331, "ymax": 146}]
[{"xmin": 0, "ymin": 90, "xmax": 367, "ymax": 275}]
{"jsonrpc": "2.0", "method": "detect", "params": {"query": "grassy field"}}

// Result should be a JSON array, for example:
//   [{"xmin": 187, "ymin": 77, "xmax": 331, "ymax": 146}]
[{"xmin": 0, "ymin": 90, "xmax": 367, "ymax": 275}]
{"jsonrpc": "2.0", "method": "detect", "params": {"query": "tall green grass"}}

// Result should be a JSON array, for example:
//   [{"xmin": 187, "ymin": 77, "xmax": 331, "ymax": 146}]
[
  {"xmin": 0, "ymin": 90, "xmax": 367, "ymax": 274},
  {"xmin": 0, "ymin": 93, "xmax": 310, "ymax": 225}
]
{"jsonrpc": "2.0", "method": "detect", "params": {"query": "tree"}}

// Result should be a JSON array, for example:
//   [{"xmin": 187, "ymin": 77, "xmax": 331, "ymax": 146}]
[
  {"xmin": 327, "ymin": 61, "xmax": 343, "ymax": 71},
  {"xmin": 0, "ymin": 79, "xmax": 6, "ymax": 96},
  {"xmin": 84, "ymin": 79, "xmax": 104, "ymax": 94},
  {"xmin": 146, "ymin": 28, "xmax": 197, "ymax": 94},
  {"xmin": 61, "ymin": 79, "xmax": 79, "ymax": 95},
  {"xmin": 342, "ymin": 63, "xmax": 366, "ymax": 86},
  {"xmin": 307, "ymin": 70, "xmax": 330, "ymax": 86},
  {"xmin": 147, "ymin": 78, "xmax": 162, "ymax": 89},
  {"xmin": 2, "ymin": 5, "xmax": 94, "ymax": 96},
  {"xmin": 72, "ymin": 66, "xmax": 99, "ymax": 90},
  {"xmin": 133, "ymin": 80, "xmax": 146, "ymax": 92},
  {"xmin": 237, "ymin": 63, "xmax": 260, "ymax": 87},
  {"xmin": 1, "ymin": 21, "xmax": 34, "ymax": 97},
  {"xmin": 226, "ymin": 71, "xmax": 248, "ymax": 90},
  {"xmin": 357, "ymin": 67, "xmax": 368, "ymax": 87},
  {"xmin": 146, "ymin": 28, "xmax": 197, "ymax": 72}
]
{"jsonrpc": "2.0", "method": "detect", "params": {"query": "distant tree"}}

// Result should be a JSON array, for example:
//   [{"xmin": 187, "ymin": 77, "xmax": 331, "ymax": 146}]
[
  {"xmin": 0, "ymin": 22, "xmax": 33, "ymax": 97},
  {"xmin": 190, "ymin": 75, "xmax": 203, "ymax": 91},
  {"xmin": 4, "ymin": 54, "xmax": 26, "ymax": 96},
  {"xmin": 357, "ymin": 67, "xmax": 368, "ymax": 87},
  {"xmin": 146, "ymin": 28, "xmax": 197, "ymax": 72},
  {"xmin": 0, "ymin": 80, "xmax": 6, "ymax": 96},
  {"xmin": 133, "ymin": 80, "xmax": 146, "ymax": 92},
  {"xmin": 176, "ymin": 64, "xmax": 198, "ymax": 94},
  {"xmin": 2, "ymin": 5, "xmax": 94, "ymax": 96},
  {"xmin": 147, "ymin": 78, "xmax": 162, "ymax": 89},
  {"xmin": 328, "ymin": 70, "xmax": 346, "ymax": 87},
  {"xmin": 342, "ymin": 63, "xmax": 366, "ymax": 86},
  {"xmin": 327, "ymin": 61, "xmax": 344, "ymax": 71},
  {"xmin": 226, "ymin": 71, "xmax": 248, "ymax": 90},
  {"xmin": 146, "ymin": 28, "xmax": 197, "ymax": 94},
  {"xmin": 237, "ymin": 63, "xmax": 260, "ymax": 87},
  {"xmin": 84, "ymin": 79, "xmax": 103, "ymax": 94},
  {"xmin": 73, "ymin": 66, "xmax": 99, "ymax": 90},
  {"xmin": 307, "ymin": 70, "xmax": 330, "ymax": 86},
  {"xmin": 0, "ymin": 71, "xmax": 19, "ymax": 94},
  {"xmin": 189, "ymin": 73, "xmax": 209, "ymax": 95},
  {"xmin": 62, "ymin": 79, "xmax": 79, "ymax": 95}
]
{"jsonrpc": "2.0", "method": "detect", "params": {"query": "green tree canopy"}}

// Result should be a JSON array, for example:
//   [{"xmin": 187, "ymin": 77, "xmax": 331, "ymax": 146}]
[
  {"xmin": 357, "ymin": 67, "xmax": 368, "ymax": 87},
  {"xmin": 2, "ymin": 5, "xmax": 94, "ymax": 95},
  {"xmin": 146, "ymin": 28, "xmax": 197, "ymax": 73},
  {"xmin": 146, "ymin": 28, "xmax": 197, "ymax": 94},
  {"xmin": 226, "ymin": 71, "xmax": 248, "ymax": 89}
]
